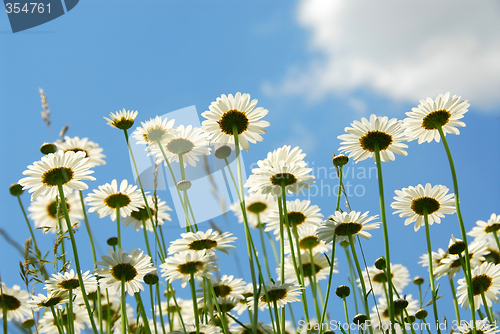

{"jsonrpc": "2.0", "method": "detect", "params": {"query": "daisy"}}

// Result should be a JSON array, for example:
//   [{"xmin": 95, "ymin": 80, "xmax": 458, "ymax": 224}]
[
  {"xmin": 284, "ymin": 226, "xmax": 331, "ymax": 255},
  {"xmin": 168, "ymin": 229, "xmax": 236, "ymax": 255},
  {"xmin": 160, "ymin": 251, "xmax": 218, "ymax": 288},
  {"xmin": 249, "ymin": 281, "xmax": 302, "ymax": 310},
  {"xmin": 434, "ymin": 239, "xmax": 488, "ymax": 278},
  {"xmin": 44, "ymin": 269, "xmax": 97, "ymax": 294},
  {"xmin": 391, "ymin": 183, "xmax": 456, "ymax": 232},
  {"xmin": 455, "ymin": 318, "xmax": 500, "ymax": 334},
  {"xmin": 370, "ymin": 295, "xmax": 418, "ymax": 333},
  {"xmin": 230, "ymin": 192, "xmax": 277, "ymax": 228},
  {"xmin": 457, "ymin": 261, "xmax": 500, "ymax": 311},
  {"xmin": 28, "ymin": 192, "xmax": 83, "ymax": 234},
  {"xmin": 94, "ymin": 248, "xmax": 156, "ymax": 296},
  {"xmin": 469, "ymin": 213, "xmax": 500, "ymax": 241},
  {"xmin": 482, "ymin": 234, "xmax": 500, "ymax": 264},
  {"xmin": 132, "ymin": 115, "xmax": 175, "ymax": 147},
  {"xmin": 338, "ymin": 114, "xmax": 408, "ymax": 163},
  {"xmin": 172, "ymin": 324, "xmax": 221, "ymax": 334},
  {"xmin": 234, "ymin": 283, "xmax": 253, "ymax": 315},
  {"xmin": 38, "ymin": 304, "xmax": 90, "ymax": 334},
  {"xmin": 122, "ymin": 194, "xmax": 172, "ymax": 232},
  {"xmin": 148, "ymin": 125, "xmax": 211, "ymax": 167},
  {"xmin": 359, "ymin": 264, "xmax": 410, "ymax": 296},
  {"xmin": 209, "ymin": 275, "xmax": 246, "ymax": 299},
  {"xmin": 317, "ymin": 211, "xmax": 379, "ymax": 244},
  {"xmin": 245, "ymin": 145, "xmax": 315, "ymax": 196},
  {"xmin": 419, "ymin": 248, "xmax": 448, "ymax": 279},
  {"xmin": 28, "ymin": 291, "xmax": 68, "ymax": 310},
  {"xmin": 86, "ymin": 179, "xmax": 143, "ymax": 221},
  {"xmin": 19, "ymin": 151, "xmax": 95, "ymax": 200},
  {"xmin": 283, "ymin": 252, "xmax": 335, "ymax": 287},
  {"xmin": 201, "ymin": 92, "xmax": 270, "ymax": 151},
  {"xmin": 230, "ymin": 322, "xmax": 273, "ymax": 334},
  {"xmin": 404, "ymin": 92, "xmax": 469, "ymax": 144},
  {"xmin": 56, "ymin": 136, "xmax": 106, "ymax": 167},
  {"xmin": 104, "ymin": 109, "xmax": 138, "ymax": 130},
  {"xmin": 265, "ymin": 199, "xmax": 323, "ymax": 237},
  {"xmin": 0, "ymin": 283, "xmax": 31, "ymax": 322},
  {"xmin": 212, "ymin": 296, "xmax": 240, "ymax": 313}
]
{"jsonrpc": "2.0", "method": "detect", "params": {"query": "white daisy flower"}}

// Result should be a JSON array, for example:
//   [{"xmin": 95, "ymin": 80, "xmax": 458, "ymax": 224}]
[
  {"xmin": 245, "ymin": 145, "xmax": 315, "ymax": 196},
  {"xmin": 212, "ymin": 296, "xmax": 240, "ymax": 313},
  {"xmin": 209, "ymin": 275, "xmax": 247, "ymax": 299},
  {"xmin": 86, "ymin": 179, "xmax": 143, "ymax": 221},
  {"xmin": 122, "ymin": 194, "xmax": 172, "ymax": 232},
  {"xmin": 233, "ymin": 283, "xmax": 253, "ymax": 315},
  {"xmin": 0, "ymin": 283, "xmax": 31, "ymax": 322},
  {"xmin": 19, "ymin": 151, "xmax": 95, "ymax": 200},
  {"xmin": 370, "ymin": 294, "xmax": 418, "ymax": 334},
  {"xmin": 56, "ymin": 136, "xmax": 106, "ymax": 167},
  {"xmin": 419, "ymin": 248, "xmax": 448, "ymax": 278},
  {"xmin": 148, "ymin": 125, "xmax": 211, "ymax": 167},
  {"xmin": 391, "ymin": 183, "xmax": 456, "ymax": 232},
  {"xmin": 265, "ymin": 199, "xmax": 323, "ymax": 238},
  {"xmin": 317, "ymin": 211, "xmax": 379, "ymax": 244},
  {"xmin": 359, "ymin": 264, "xmax": 410, "ymax": 296},
  {"xmin": 94, "ymin": 248, "xmax": 156, "ymax": 296},
  {"xmin": 132, "ymin": 115, "xmax": 175, "ymax": 147},
  {"xmin": 229, "ymin": 192, "xmax": 277, "ymax": 229},
  {"xmin": 28, "ymin": 291, "xmax": 68, "ymax": 311},
  {"xmin": 104, "ymin": 108, "xmax": 138, "ymax": 130},
  {"xmin": 481, "ymin": 234, "xmax": 500, "ymax": 264},
  {"xmin": 168, "ymin": 229, "xmax": 236, "ymax": 255},
  {"xmin": 283, "ymin": 251, "xmax": 336, "ymax": 287},
  {"xmin": 28, "ymin": 192, "xmax": 83, "ymax": 234},
  {"xmin": 38, "ymin": 304, "xmax": 90, "ymax": 334},
  {"xmin": 160, "ymin": 251, "xmax": 218, "ymax": 288},
  {"xmin": 468, "ymin": 213, "xmax": 500, "ymax": 241},
  {"xmin": 457, "ymin": 261, "xmax": 500, "ymax": 311},
  {"xmin": 44, "ymin": 269, "xmax": 97, "ymax": 295},
  {"xmin": 404, "ymin": 92, "xmax": 469, "ymax": 144},
  {"xmin": 284, "ymin": 320, "xmax": 297, "ymax": 334},
  {"xmin": 201, "ymin": 92, "xmax": 270, "ymax": 151},
  {"xmin": 338, "ymin": 114, "xmax": 408, "ymax": 163},
  {"xmin": 434, "ymin": 238, "xmax": 488, "ymax": 279},
  {"xmin": 284, "ymin": 226, "xmax": 331, "ymax": 255},
  {"xmin": 455, "ymin": 318, "xmax": 500, "ymax": 334},
  {"xmin": 248, "ymin": 281, "xmax": 302, "ymax": 310}
]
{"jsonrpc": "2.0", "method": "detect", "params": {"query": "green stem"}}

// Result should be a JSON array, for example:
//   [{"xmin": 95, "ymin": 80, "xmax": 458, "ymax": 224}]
[
  {"xmin": 207, "ymin": 279, "xmax": 230, "ymax": 334},
  {"xmin": 480, "ymin": 290, "xmax": 494, "ymax": 323},
  {"xmin": 49, "ymin": 306, "xmax": 64, "ymax": 334},
  {"xmin": 79, "ymin": 191, "xmax": 97, "ymax": 263},
  {"xmin": 149, "ymin": 284, "xmax": 159, "ymax": 334},
  {"xmin": 258, "ymin": 223, "xmax": 272, "ymax": 279},
  {"xmin": 348, "ymin": 234, "xmax": 373, "ymax": 334},
  {"xmin": 16, "ymin": 196, "xmax": 40, "ymax": 255},
  {"xmin": 171, "ymin": 285, "xmax": 187, "ymax": 333},
  {"xmin": 319, "ymin": 238, "xmax": 336, "ymax": 334},
  {"xmin": 142, "ymin": 219, "xmax": 152, "ymax": 257},
  {"xmin": 232, "ymin": 127, "xmax": 259, "ymax": 333},
  {"xmin": 156, "ymin": 283, "xmax": 167, "ymax": 334},
  {"xmin": 189, "ymin": 273, "xmax": 200, "ymax": 334},
  {"xmin": 273, "ymin": 301, "xmax": 281, "ymax": 334},
  {"xmin": 56, "ymin": 183, "xmax": 99, "ymax": 334},
  {"xmin": 277, "ymin": 197, "xmax": 286, "ymax": 282},
  {"xmin": 2, "ymin": 298, "xmax": 7, "ymax": 334},
  {"xmin": 116, "ymin": 207, "xmax": 121, "ymax": 248},
  {"xmin": 436, "ymin": 125, "xmax": 476, "ymax": 332},
  {"xmin": 423, "ymin": 212, "xmax": 441, "ymax": 334},
  {"xmin": 178, "ymin": 153, "xmax": 199, "ymax": 232},
  {"xmin": 67, "ymin": 288, "xmax": 74, "ymax": 334},
  {"xmin": 343, "ymin": 297, "xmax": 351, "ymax": 334},
  {"xmin": 374, "ymin": 145, "xmax": 395, "ymax": 334},
  {"xmin": 309, "ymin": 250, "xmax": 322, "ymax": 322},
  {"xmin": 121, "ymin": 277, "xmax": 127, "ymax": 334},
  {"xmin": 343, "ymin": 243, "xmax": 360, "ymax": 314},
  {"xmin": 449, "ymin": 275, "xmax": 460, "ymax": 323},
  {"xmin": 336, "ymin": 167, "xmax": 343, "ymax": 211},
  {"xmin": 135, "ymin": 293, "xmax": 152, "ymax": 334},
  {"xmin": 493, "ymin": 231, "xmax": 500, "ymax": 256},
  {"xmin": 123, "ymin": 130, "xmax": 166, "ymax": 259}
]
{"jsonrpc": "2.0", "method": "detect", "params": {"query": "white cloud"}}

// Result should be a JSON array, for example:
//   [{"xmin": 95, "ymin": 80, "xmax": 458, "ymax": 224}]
[{"xmin": 269, "ymin": 0, "xmax": 500, "ymax": 109}]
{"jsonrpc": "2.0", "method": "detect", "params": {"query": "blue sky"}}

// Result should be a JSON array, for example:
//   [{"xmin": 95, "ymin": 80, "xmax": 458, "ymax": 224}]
[{"xmin": 1, "ymin": 0, "xmax": 499, "ymax": 331}]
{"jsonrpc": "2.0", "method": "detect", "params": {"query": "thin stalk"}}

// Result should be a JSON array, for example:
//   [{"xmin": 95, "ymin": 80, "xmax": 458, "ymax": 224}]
[
  {"xmin": 374, "ymin": 145, "xmax": 395, "ymax": 334},
  {"xmin": 171, "ymin": 287, "xmax": 187, "ymax": 334},
  {"xmin": 207, "ymin": 279, "xmax": 230, "ymax": 334},
  {"xmin": 480, "ymin": 290, "xmax": 494, "ymax": 323},
  {"xmin": 56, "ymin": 197, "xmax": 66, "ymax": 267},
  {"xmin": 56, "ymin": 183, "xmax": 99, "ymax": 334},
  {"xmin": 155, "ymin": 284, "xmax": 167, "ymax": 334},
  {"xmin": 149, "ymin": 285, "xmax": 159, "ymax": 334},
  {"xmin": 343, "ymin": 244, "xmax": 360, "ymax": 314},
  {"xmin": 49, "ymin": 306, "xmax": 64, "ymax": 334},
  {"xmin": 449, "ymin": 275, "xmax": 460, "ymax": 323},
  {"xmin": 116, "ymin": 207, "xmax": 121, "ymax": 248},
  {"xmin": 348, "ymin": 234, "xmax": 373, "ymax": 334},
  {"xmin": 343, "ymin": 296, "xmax": 351, "ymax": 334},
  {"xmin": 267, "ymin": 232, "xmax": 279, "ymax": 268},
  {"xmin": 436, "ymin": 126, "xmax": 476, "ymax": 332},
  {"xmin": 273, "ymin": 301, "xmax": 282, "ymax": 334},
  {"xmin": 309, "ymin": 250, "xmax": 322, "ymax": 322},
  {"xmin": 142, "ymin": 219, "xmax": 152, "ymax": 257},
  {"xmin": 79, "ymin": 191, "xmax": 97, "ymax": 263},
  {"xmin": 493, "ymin": 231, "xmax": 500, "ymax": 257},
  {"xmin": 135, "ymin": 293, "xmax": 152, "ymax": 334},
  {"xmin": 178, "ymin": 153, "xmax": 198, "ymax": 232},
  {"xmin": 121, "ymin": 277, "xmax": 127, "ymax": 334},
  {"xmin": 423, "ymin": 212, "xmax": 440, "ymax": 334},
  {"xmin": 16, "ymin": 196, "xmax": 40, "ymax": 254},
  {"xmin": 336, "ymin": 167, "xmax": 343, "ymax": 211},
  {"xmin": 319, "ymin": 238, "xmax": 336, "ymax": 334},
  {"xmin": 2, "ymin": 298, "xmax": 7, "ymax": 334},
  {"xmin": 258, "ymin": 224, "xmax": 272, "ymax": 279},
  {"xmin": 277, "ymin": 197, "xmax": 286, "ymax": 281},
  {"xmin": 232, "ymin": 127, "xmax": 259, "ymax": 333},
  {"xmin": 123, "ymin": 130, "xmax": 166, "ymax": 258},
  {"xmin": 189, "ymin": 273, "xmax": 200, "ymax": 334},
  {"xmin": 67, "ymin": 289, "xmax": 74, "ymax": 334}
]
